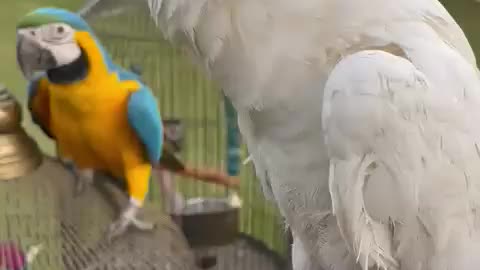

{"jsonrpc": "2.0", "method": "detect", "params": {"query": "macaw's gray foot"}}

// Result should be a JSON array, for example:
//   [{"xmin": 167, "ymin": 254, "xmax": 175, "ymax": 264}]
[
  {"xmin": 58, "ymin": 156, "xmax": 74, "ymax": 170},
  {"xmin": 73, "ymin": 168, "xmax": 94, "ymax": 197},
  {"xmin": 56, "ymin": 155, "xmax": 94, "ymax": 197},
  {"xmin": 106, "ymin": 199, "xmax": 156, "ymax": 243}
]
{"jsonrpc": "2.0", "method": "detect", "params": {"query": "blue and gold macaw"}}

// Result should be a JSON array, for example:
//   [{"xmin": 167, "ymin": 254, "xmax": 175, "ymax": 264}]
[{"xmin": 15, "ymin": 8, "xmax": 163, "ymax": 241}]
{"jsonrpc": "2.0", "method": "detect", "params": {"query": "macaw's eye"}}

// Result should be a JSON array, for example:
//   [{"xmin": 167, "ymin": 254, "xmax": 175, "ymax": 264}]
[
  {"xmin": 30, "ymin": 30, "xmax": 35, "ymax": 36},
  {"xmin": 39, "ymin": 23, "xmax": 72, "ymax": 43}
]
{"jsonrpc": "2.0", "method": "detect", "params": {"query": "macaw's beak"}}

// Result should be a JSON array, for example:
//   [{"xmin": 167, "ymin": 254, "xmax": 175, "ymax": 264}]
[{"xmin": 16, "ymin": 32, "xmax": 57, "ymax": 80}]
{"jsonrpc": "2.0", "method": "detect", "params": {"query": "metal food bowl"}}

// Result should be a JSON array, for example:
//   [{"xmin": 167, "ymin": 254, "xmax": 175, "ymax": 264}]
[{"xmin": 171, "ymin": 195, "xmax": 241, "ymax": 248}]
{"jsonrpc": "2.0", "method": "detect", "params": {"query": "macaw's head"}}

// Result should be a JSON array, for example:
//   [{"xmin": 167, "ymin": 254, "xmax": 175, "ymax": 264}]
[{"xmin": 16, "ymin": 8, "xmax": 98, "ymax": 83}]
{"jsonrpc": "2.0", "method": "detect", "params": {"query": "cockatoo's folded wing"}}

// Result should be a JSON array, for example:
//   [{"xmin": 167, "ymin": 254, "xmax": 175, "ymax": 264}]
[{"xmin": 323, "ymin": 49, "xmax": 480, "ymax": 270}]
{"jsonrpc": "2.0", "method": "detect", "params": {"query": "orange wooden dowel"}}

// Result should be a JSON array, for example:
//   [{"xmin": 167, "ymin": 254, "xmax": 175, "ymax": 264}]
[{"xmin": 155, "ymin": 165, "xmax": 240, "ymax": 189}]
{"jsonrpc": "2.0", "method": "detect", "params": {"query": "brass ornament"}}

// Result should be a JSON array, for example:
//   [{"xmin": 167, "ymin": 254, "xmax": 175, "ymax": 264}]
[{"xmin": 0, "ymin": 84, "xmax": 42, "ymax": 180}]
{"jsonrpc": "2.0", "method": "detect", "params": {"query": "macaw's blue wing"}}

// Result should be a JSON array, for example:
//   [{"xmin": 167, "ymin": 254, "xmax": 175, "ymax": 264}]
[{"xmin": 127, "ymin": 86, "xmax": 163, "ymax": 164}]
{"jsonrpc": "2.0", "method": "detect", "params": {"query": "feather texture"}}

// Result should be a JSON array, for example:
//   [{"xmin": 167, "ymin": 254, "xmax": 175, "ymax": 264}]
[
  {"xmin": 28, "ymin": 75, "xmax": 54, "ymax": 138},
  {"xmin": 324, "ymin": 49, "xmax": 480, "ymax": 270},
  {"xmin": 127, "ymin": 86, "xmax": 163, "ymax": 164}
]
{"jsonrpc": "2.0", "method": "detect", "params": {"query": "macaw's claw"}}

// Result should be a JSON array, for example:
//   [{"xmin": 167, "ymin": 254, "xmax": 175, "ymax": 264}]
[
  {"xmin": 106, "ymin": 215, "xmax": 156, "ymax": 243},
  {"xmin": 72, "ymin": 168, "xmax": 94, "ymax": 197},
  {"xmin": 106, "ymin": 203, "xmax": 156, "ymax": 243},
  {"xmin": 131, "ymin": 217, "xmax": 156, "ymax": 231},
  {"xmin": 74, "ymin": 177, "xmax": 88, "ymax": 196}
]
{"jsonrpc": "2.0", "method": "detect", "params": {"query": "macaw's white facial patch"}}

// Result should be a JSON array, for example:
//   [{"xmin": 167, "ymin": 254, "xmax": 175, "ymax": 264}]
[{"xmin": 16, "ymin": 23, "xmax": 82, "ymax": 79}]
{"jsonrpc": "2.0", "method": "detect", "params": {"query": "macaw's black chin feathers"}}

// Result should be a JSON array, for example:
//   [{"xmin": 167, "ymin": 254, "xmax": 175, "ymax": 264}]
[{"xmin": 47, "ymin": 49, "xmax": 89, "ymax": 84}]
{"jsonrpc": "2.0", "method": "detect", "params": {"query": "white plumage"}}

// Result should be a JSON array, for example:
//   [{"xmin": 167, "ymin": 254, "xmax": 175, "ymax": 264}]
[{"xmin": 146, "ymin": 0, "xmax": 480, "ymax": 269}]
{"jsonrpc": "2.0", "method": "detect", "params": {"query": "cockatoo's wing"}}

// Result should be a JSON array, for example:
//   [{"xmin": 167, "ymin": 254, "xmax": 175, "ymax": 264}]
[
  {"xmin": 323, "ymin": 49, "xmax": 480, "ymax": 270},
  {"xmin": 237, "ymin": 113, "xmax": 275, "ymax": 201},
  {"xmin": 127, "ymin": 85, "xmax": 163, "ymax": 164}
]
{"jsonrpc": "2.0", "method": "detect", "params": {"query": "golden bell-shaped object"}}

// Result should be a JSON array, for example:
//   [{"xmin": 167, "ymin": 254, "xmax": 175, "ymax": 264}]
[{"xmin": 0, "ymin": 84, "xmax": 42, "ymax": 180}]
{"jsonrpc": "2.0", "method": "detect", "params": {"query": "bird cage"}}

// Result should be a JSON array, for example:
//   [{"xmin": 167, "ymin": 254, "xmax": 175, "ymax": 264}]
[
  {"xmin": 79, "ymin": 1, "xmax": 290, "ymax": 269},
  {"xmin": 0, "ymin": 86, "xmax": 198, "ymax": 270}
]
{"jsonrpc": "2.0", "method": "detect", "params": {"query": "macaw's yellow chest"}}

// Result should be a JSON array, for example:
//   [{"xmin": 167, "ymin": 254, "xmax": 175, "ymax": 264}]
[{"xmin": 47, "ymin": 76, "xmax": 141, "ymax": 174}]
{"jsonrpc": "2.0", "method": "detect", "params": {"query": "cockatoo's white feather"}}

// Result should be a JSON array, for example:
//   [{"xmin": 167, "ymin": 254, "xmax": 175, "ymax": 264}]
[
  {"xmin": 324, "ymin": 48, "xmax": 480, "ymax": 270},
  {"xmin": 146, "ymin": 0, "xmax": 480, "ymax": 269}
]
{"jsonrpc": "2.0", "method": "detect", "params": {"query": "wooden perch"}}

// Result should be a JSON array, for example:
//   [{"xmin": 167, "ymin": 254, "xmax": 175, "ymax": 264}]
[
  {"xmin": 157, "ymin": 165, "xmax": 240, "ymax": 189},
  {"xmin": 155, "ymin": 141, "xmax": 240, "ymax": 189}
]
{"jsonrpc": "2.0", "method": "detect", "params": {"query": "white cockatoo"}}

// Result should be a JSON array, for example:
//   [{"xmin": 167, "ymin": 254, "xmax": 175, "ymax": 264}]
[{"xmin": 144, "ymin": 0, "xmax": 480, "ymax": 269}]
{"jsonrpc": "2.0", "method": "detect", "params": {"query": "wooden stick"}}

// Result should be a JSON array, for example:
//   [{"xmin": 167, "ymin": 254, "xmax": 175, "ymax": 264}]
[{"xmin": 155, "ymin": 165, "xmax": 240, "ymax": 189}]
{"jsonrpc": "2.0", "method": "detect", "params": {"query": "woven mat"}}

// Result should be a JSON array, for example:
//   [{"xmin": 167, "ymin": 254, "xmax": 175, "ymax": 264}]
[{"xmin": 0, "ymin": 157, "xmax": 197, "ymax": 270}]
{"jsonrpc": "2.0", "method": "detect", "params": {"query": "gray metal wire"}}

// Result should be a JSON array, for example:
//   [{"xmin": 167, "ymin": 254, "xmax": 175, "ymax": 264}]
[{"xmin": 0, "ymin": 157, "xmax": 197, "ymax": 270}]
